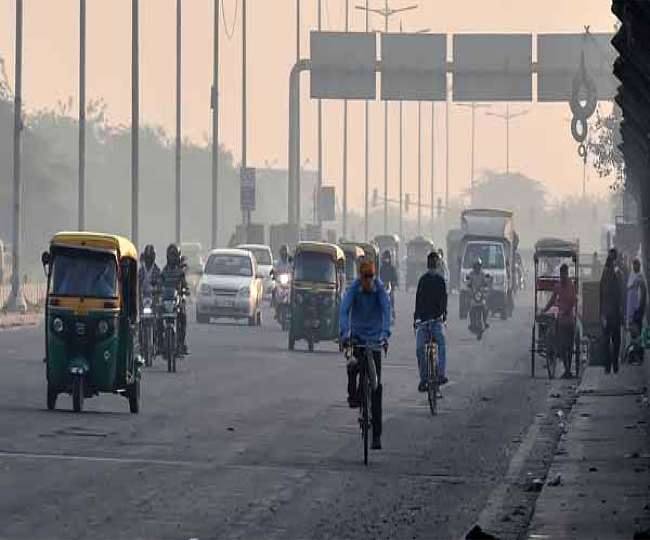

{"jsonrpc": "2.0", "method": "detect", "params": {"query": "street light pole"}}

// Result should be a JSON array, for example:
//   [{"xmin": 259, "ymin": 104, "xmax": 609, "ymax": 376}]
[
  {"xmin": 363, "ymin": 0, "xmax": 369, "ymax": 240},
  {"xmin": 342, "ymin": 0, "xmax": 349, "ymax": 239},
  {"xmin": 417, "ymin": 100, "xmax": 422, "ymax": 234},
  {"xmin": 430, "ymin": 102, "xmax": 434, "ymax": 237},
  {"xmin": 131, "ymin": 0, "xmax": 139, "ymax": 246},
  {"xmin": 78, "ymin": 0, "xmax": 86, "ymax": 231},
  {"xmin": 316, "ymin": 0, "xmax": 322, "ymax": 227},
  {"xmin": 485, "ymin": 103, "xmax": 530, "ymax": 176},
  {"xmin": 175, "ymin": 0, "xmax": 182, "ymax": 245},
  {"xmin": 457, "ymin": 102, "xmax": 490, "ymax": 199},
  {"xmin": 7, "ymin": 0, "xmax": 25, "ymax": 311},
  {"xmin": 210, "ymin": 0, "xmax": 219, "ymax": 249},
  {"xmin": 241, "ymin": 0, "xmax": 249, "ymax": 230}
]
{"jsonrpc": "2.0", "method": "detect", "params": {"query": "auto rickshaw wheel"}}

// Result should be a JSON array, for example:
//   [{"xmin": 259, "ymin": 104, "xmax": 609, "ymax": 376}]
[
  {"xmin": 47, "ymin": 384, "xmax": 57, "ymax": 411},
  {"xmin": 128, "ymin": 377, "xmax": 141, "ymax": 414},
  {"xmin": 72, "ymin": 375, "xmax": 84, "ymax": 413}
]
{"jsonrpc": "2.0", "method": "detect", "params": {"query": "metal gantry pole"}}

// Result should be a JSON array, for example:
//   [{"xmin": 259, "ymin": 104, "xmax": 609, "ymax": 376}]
[
  {"xmin": 295, "ymin": 0, "xmax": 300, "ymax": 233},
  {"xmin": 383, "ymin": 10, "xmax": 389, "ymax": 234},
  {"xmin": 417, "ymin": 100, "xmax": 422, "ymax": 234},
  {"xmin": 399, "ymin": 101, "xmax": 403, "ymax": 241},
  {"xmin": 78, "ymin": 0, "xmax": 86, "ymax": 231},
  {"xmin": 363, "ymin": 0, "xmax": 369, "ymax": 240},
  {"xmin": 131, "ymin": 0, "xmax": 139, "ymax": 246},
  {"xmin": 430, "ymin": 101, "xmax": 434, "ymax": 237},
  {"xmin": 445, "ymin": 82, "xmax": 449, "ymax": 212},
  {"xmin": 342, "ymin": 0, "xmax": 349, "ymax": 239},
  {"xmin": 242, "ymin": 0, "xmax": 249, "ymax": 230},
  {"xmin": 506, "ymin": 102, "xmax": 510, "ymax": 175},
  {"xmin": 7, "ymin": 0, "xmax": 25, "ymax": 311},
  {"xmin": 175, "ymin": 0, "xmax": 182, "ymax": 245},
  {"xmin": 211, "ymin": 0, "xmax": 219, "ymax": 249},
  {"xmin": 316, "ymin": 0, "xmax": 322, "ymax": 226}
]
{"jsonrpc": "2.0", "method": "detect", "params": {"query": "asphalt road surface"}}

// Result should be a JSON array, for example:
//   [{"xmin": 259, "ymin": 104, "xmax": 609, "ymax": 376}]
[{"xmin": 0, "ymin": 291, "xmax": 553, "ymax": 540}]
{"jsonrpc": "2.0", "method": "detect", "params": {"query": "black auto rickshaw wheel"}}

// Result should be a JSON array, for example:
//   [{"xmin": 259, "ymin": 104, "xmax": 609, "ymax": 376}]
[
  {"xmin": 128, "ymin": 377, "xmax": 141, "ymax": 414},
  {"xmin": 47, "ymin": 384, "xmax": 57, "ymax": 411},
  {"xmin": 72, "ymin": 375, "xmax": 84, "ymax": 413}
]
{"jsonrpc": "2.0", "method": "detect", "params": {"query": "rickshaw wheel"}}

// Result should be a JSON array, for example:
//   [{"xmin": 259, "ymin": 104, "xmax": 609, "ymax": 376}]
[
  {"xmin": 128, "ymin": 378, "xmax": 141, "ymax": 414},
  {"xmin": 47, "ymin": 384, "xmax": 57, "ymax": 411},
  {"xmin": 72, "ymin": 375, "xmax": 84, "ymax": 413}
]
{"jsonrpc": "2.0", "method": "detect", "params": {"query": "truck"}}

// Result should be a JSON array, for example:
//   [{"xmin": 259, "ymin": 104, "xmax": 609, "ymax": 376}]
[{"xmin": 457, "ymin": 209, "xmax": 519, "ymax": 320}]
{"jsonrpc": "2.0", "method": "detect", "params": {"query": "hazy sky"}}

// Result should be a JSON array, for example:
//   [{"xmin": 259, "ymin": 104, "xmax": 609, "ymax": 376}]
[{"xmin": 0, "ymin": 0, "xmax": 617, "ymax": 212}]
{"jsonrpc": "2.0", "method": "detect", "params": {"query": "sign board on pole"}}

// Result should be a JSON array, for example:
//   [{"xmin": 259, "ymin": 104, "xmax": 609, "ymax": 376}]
[
  {"xmin": 537, "ymin": 33, "xmax": 616, "ymax": 102},
  {"xmin": 240, "ymin": 167, "xmax": 256, "ymax": 212},
  {"xmin": 453, "ymin": 34, "xmax": 533, "ymax": 102},
  {"xmin": 318, "ymin": 186, "xmax": 336, "ymax": 222},
  {"xmin": 381, "ymin": 33, "xmax": 447, "ymax": 101},
  {"xmin": 310, "ymin": 31, "xmax": 377, "ymax": 100}
]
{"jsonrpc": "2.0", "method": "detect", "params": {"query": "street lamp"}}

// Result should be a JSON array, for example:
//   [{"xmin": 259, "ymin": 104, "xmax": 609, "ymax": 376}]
[
  {"xmin": 485, "ymin": 103, "xmax": 530, "ymax": 175},
  {"xmin": 456, "ymin": 102, "xmax": 491, "ymax": 199}
]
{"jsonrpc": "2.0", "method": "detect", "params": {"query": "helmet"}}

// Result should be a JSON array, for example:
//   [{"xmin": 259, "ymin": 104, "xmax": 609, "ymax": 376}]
[
  {"xmin": 473, "ymin": 257, "xmax": 483, "ymax": 271},
  {"xmin": 143, "ymin": 244, "xmax": 156, "ymax": 267},
  {"xmin": 166, "ymin": 244, "xmax": 180, "ymax": 266}
]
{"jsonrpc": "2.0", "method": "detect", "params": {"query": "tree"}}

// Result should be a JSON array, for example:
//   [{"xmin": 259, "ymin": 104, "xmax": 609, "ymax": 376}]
[{"xmin": 587, "ymin": 105, "xmax": 625, "ymax": 192}]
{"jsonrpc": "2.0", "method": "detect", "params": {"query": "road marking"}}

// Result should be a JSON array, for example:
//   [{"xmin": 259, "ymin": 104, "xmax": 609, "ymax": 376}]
[{"xmin": 0, "ymin": 451, "xmax": 206, "ymax": 468}]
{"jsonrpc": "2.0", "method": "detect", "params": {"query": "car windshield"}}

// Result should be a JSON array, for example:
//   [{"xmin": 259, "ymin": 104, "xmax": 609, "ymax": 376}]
[
  {"xmin": 51, "ymin": 249, "xmax": 118, "ymax": 298},
  {"xmin": 463, "ymin": 243, "xmax": 505, "ymax": 270},
  {"xmin": 294, "ymin": 252, "xmax": 336, "ymax": 283},
  {"xmin": 250, "ymin": 248, "xmax": 272, "ymax": 265},
  {"xmin": 205, "ymin": 254, "xmax": 252, "ymax": 276}
]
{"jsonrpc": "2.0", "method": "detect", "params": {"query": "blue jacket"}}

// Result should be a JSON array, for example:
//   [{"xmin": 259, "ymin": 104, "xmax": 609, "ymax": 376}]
[{"xmin": 339, "ymin": 278, "xmax": 392, "ymax": 343}]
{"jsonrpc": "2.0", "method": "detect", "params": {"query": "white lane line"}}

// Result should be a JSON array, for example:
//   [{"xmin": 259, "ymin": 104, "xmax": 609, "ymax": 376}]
[{"xmin": 0, "ymin": 451, "xmax": 205, "ymax": 468}]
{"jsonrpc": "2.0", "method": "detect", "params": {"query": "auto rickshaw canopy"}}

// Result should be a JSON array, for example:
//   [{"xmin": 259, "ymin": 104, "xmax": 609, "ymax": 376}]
[
  {"xmin": 51, "ymin": 232, "xmax": 138, "ymax": 262},
  {"xmin": 534, "ymin": 237, "xmax": 579, "ymax": 260},
  {"xmin": 295, "ymin": 241, "xmax": 345, "ymax": 263}
]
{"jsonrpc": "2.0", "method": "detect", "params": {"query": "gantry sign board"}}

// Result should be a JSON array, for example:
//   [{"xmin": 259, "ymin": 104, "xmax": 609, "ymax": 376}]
[
  {"xmin": 380, "ymin": 33, "xmax": 447, "ymax": 101},
  {"xmin": 310, "ymin": 32, "xmax": 377, "ymax": 100},
  {"xmin": 453, "ymin": 34, "xmax": 533, "ymax": 102},
  {"xmin": 537, "ymin": 33, "xmax": 616, "ymax": 102}
]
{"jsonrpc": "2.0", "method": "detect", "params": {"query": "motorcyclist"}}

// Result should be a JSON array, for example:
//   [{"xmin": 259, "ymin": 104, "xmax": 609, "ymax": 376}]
[
  {"xmin": 138, "ymin": 245, "xmax": 161, "ymax": 300},
  {"xmin": 340, "ymin": 259, "xmax": 391, "ymax": 450},
  {"xmin": 467, "ymin": 258, "xmax": 490, "ymax": 329},
  {"xmin": 161, "ymin": 244, "xmax": 189, "ymax": 355},
  {"xmin": 379, "ymin": 250, "xmax": 398, "ymax": 321},
  {"xmin": 414, "ymin": 251, "xmax": 448, "ymax": 391},
  {"xmin": 272, "ymin": 245, "xmax": 293, "ymax": 306}
]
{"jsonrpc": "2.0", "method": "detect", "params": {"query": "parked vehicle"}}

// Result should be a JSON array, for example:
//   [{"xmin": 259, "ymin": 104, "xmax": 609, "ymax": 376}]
[
  {"xmin": 457, "ymin": 209, "xmax": 519, "ymax": 320},
  {"xmin": 406, "ymin": 236, "xmax": 434, "ymax": 291},
  {"xmin": 237, "ymin": 244, "xmax": 275, "ymax": 299},
  {"xmin": 41, "ymin": 232, "xmax": 142, "ymax": 413},
  {"xmin": 195, "ymin": 249, "xmax": 263, "ymax": 326},
  {"xmin": 289, "ymin": 242, "xmax": 344, "ymax": 351}
]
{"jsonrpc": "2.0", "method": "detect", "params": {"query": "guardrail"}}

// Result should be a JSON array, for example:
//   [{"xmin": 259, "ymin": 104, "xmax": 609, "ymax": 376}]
[{"xmin": 0, "ymin": 283, "xmax": 47, "ymax": 309}]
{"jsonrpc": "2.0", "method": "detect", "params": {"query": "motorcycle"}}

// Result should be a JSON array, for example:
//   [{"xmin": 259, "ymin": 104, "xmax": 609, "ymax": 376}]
[
  {"xmin": 161, "ymin": 287, "xmax": 182, "ymax": 373},
  {"xmin": 274, "ymin": 272, "xmax": 292, "ymax": 331},
  {"xmin": 467, "ymin": 275, "xmax": 491, "ymax": 340},
  {"xmin": 140, "ymin": 294, "xmax": 157, "ymax": 367}
]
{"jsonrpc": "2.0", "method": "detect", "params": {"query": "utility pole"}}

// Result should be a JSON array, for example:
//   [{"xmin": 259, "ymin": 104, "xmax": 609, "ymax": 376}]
[
  {"xmin": 485, "ymin": 102, "xmax": 529, "ymax": 176},
  {"xmin": 342, "ymin": 0, "xmax": 349, "ymax": 239},
  {"xmin": 417, "ymin": 100, "xmax": 422, "ymax": 234},
  {"xmin": 241, "ymin": 0, "xmax": 249, "ymax": 231},
  {"xmin": 7, "ymin": 0, "xmax": 25, "ymax": 311},
  {"xmin": 363, "ymin": 0, "xmax": 369, "ymax": 240},
  {"xmin": 399, "ymin": 98, "xmax": 403, "ymax": 241},
  {"xmin": 295, "ymin": 0, "xmax": 300, "ymax": 233},
  {"xmin": 457, "ymin": 102, "xmax": 490, "ymax": 199},
  {"xmin": 316, "ymin": 0, "xmax": 322, "ymax": 227},
  {"xmin": 430, "ymin": 102, "xmax": 434, "ymax": 238},
  {"xmin": 357, "ymin": 1, "xmax": 418, "ymax": 235},
  {"xmin": 211, "ymin": 0, "xmax": 219, "ymax": 249},
  {"xmin": 78, "ymin": 0, "xmax": 86, "ymax": 231},
  {"xmin": 175, "ymin": 0, "xmax": 182, "ymax": 245},
  {"xmin": 131, "ymin": 0, "xmax": 139, "ymax": 246},
  {"xmin": 445, "ymin": 78, "xmax": 450, "ymax": 213}
]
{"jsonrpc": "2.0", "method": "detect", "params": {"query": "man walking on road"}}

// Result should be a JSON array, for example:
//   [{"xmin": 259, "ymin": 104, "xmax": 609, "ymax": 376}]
[{"xmin": 600, "ymin": 248, "xmax": 624, "ymax": 374}]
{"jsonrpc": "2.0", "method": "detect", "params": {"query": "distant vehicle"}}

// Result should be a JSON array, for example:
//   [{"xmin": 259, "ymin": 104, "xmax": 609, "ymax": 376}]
[
  {"xmin": 374, "ymin": 234, "xmax": 401, "ymax": 279},
  {"xmin": 196, "ymin": 249, "xmax": 263, "ymax": 326},
  {"xmin": 406, "ymin": 236, "xmax": 434, "ymax": 291},
  {"xmin": 180, "ymin": 242, "xmax": 204, "ymax": 275},
  {"xmin": 236, "ymin": 244, "xmax": 274, "ymax": 298},
  {"xmin": 457, "ymin": 209, "xmax": 519, "ymax": 320}
]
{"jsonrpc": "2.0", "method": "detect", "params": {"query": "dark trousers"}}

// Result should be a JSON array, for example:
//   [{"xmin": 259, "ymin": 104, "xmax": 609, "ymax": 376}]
[
  {"xmin": 347, "ymin": 348, "xmax": 383, "ymax": 439},
  {"xmin": 602, "ymin": 320, "xmax": 621, "ymax": 373},
  {"xmin": 178, "ymin": 305, "xmax": 187, "ymax": 347},
  {"xmin": 557, "ymin": 322, "xmax": 575, "ymax": 374}
]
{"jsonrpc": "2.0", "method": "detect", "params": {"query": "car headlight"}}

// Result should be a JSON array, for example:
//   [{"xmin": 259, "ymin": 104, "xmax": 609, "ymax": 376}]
[
  {"xmin": 142, "ymin": 307, "xmax": 153, "ymax": 315},
  {"xmin": 97, "ymin": 319, "xmax": 110, "ymax": 336},
  {"xmin": 279, "ymin": 274, "xmax": 290, "ymax": 286},
  {"xmin": 200, "ymin": 283, "xmax": 211, "ymax": 294},
  {"xmin": 52, "ymin": 317, "xmax": 64, "ymax": 334}
]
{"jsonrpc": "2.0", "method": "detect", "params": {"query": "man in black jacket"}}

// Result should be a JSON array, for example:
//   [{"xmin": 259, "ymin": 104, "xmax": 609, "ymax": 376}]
[{"xmin": 414, "ymin": 251, "xmax": 448, "ymax": 391}]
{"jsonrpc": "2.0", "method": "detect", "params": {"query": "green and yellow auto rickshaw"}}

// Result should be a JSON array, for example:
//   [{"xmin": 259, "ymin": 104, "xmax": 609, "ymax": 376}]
[
  {"xmin": 338, "ymin": 242, "xmax": 365, "ymax": 286},
  {"xmin": 406, "ymin": 236, "xmax": 435, "ymax": 291},
  {"xmin": 289, "ymin": 242, "xmax": 345, "ymax": 352},
  {"xmin": 41, "ymin": 232, "xmax": 142, "ymax": 413}
]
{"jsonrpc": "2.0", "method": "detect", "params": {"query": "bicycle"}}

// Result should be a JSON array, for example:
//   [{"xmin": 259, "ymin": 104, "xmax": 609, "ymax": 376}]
[
  {"xmin": 416, "ymin": 318, "xmax": 444, "ymax": 416},
  {"xmin": 344, "ymin": 340, "xmax": 383, "ymax": 465}
]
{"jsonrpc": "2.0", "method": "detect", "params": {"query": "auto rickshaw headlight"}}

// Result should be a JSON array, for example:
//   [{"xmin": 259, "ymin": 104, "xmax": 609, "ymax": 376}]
[
  {"xmin": 52, "ymin": 317, "xmax": 64, "ymax": 334},
  {"xmin": 97, "ymin": 320, "xmax": 110, "ymax": 336}
]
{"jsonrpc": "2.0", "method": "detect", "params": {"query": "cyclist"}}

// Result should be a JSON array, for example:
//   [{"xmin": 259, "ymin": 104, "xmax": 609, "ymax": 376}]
[
  {"xmin": 340, "ymin": 259, "xmax": 391, "ymax": 450},
  {"xmin": 414, "ymin": 251, "xmax": 448, "ymax": 392}
]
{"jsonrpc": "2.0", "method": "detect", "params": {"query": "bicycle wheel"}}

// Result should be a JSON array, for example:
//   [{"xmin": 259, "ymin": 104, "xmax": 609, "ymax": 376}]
[
  {"xmin": 361, "ymin": 365, "xmax": 371, "ymax": 466},
  {"xmin": 427, "ymin": 343, "xmax": 439, "ymax": 416}
]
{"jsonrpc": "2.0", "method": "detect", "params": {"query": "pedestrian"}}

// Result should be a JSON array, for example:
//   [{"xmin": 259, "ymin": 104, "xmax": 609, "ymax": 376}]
[
  {"xmin": 626, "ymin": 257, "xmax": 646, "ymax": 350},
  {"xmin": 599, "ymin": 248, "xmax": 624, "ymax": 374}
]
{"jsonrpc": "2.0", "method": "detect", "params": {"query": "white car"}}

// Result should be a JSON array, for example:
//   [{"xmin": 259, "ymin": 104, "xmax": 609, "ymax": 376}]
[
  {"xmin": 236, "ymin": 244, "xmax": 275, "ymax": 299},
  {"xmin": 196, "ymin": 249, "xmax": 263, "ymax": 326}
]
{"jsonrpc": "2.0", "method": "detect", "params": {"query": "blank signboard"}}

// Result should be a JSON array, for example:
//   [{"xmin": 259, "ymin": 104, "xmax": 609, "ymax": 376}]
[
  {"xmin": 537, "ymin": 33, "xmax": 616, "ymax": 102},
  {"xmin": 310, "ymin": 31, "xmax": 377, "ymax": 100},
  {"xmin": 381, "ymin": 33, "xmax": 447, "ymax": 101},
  {"xmin": 453, "ymin": 34, "xmax": 533, "ymax": 102}
]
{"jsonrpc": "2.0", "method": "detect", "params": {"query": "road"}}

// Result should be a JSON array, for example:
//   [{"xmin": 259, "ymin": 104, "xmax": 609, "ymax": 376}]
[{"xmin": 0, "ymin": 291, "xmax": 556, "ymax": 540}]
